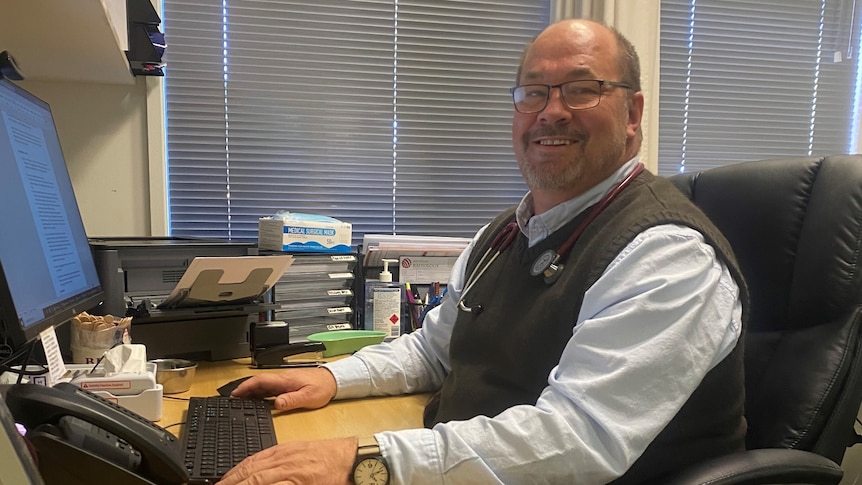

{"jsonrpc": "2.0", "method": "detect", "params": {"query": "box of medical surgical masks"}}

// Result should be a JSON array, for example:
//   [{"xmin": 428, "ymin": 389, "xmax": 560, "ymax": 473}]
[{"xmin": 258, "ymin": 212, "xmax": 352, "ymax": 253}]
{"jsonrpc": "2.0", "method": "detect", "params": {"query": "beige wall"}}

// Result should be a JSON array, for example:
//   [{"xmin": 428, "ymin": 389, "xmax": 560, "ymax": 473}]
[{"xmin": 13, "ymin": 78, "xmax": 152, "ymax": 237}]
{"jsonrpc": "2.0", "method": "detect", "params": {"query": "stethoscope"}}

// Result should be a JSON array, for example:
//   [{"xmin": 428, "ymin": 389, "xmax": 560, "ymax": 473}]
[{"xmin": 457, "ymin": 162, "xmax": 645, "ymax": 314}]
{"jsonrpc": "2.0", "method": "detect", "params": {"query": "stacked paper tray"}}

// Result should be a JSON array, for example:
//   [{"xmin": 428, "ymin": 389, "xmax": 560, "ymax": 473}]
[{"xmin": 266, "ymin": 253, "xmax": 359, "ymax": 342}]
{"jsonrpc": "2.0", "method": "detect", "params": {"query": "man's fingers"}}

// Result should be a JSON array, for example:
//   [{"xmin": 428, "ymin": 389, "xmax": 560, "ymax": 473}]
[
  {"xmin": 217, "ymin": 446, "xmax": 286, "ymax": 484},
  {"xmin": 228, "ymin": 368, "xmax": 337, "ymax": 410}
]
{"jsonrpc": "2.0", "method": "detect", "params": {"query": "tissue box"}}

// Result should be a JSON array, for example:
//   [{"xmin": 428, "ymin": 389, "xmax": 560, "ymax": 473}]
[{"xmin": 259, "ymin": 215, "xmax": 352, "ymax": 253}]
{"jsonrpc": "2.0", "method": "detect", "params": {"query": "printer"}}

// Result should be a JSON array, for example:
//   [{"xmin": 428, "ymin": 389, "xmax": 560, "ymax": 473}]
[{"xmin": 89, "ymin": 237, "xmax": 260, "ymax": 361}]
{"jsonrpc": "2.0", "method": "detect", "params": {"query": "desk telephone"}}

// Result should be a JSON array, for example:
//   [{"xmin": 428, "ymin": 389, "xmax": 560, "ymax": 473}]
[{"xmin": 5, "ymin": 382, "xmax": 189, "ymax": 485}]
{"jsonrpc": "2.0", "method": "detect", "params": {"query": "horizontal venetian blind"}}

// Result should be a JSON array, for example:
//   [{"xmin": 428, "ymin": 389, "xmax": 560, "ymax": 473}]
[
  {"xmin": 392, "ymin": 1, "xmax": 547, "ymax": 237},
  {"xmin": 163, "ymin": 0, "xmax": 549, "ymax": 243},
  {"xmin": 658, "ymin": 0, "xmax": 859, "ymax": 175}
]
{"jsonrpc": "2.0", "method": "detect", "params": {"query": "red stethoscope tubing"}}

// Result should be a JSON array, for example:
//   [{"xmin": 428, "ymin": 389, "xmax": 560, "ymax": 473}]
[
  {"xmin": 457, "ymin": 162, "xmax": 645, "ymax": 313},
  {"xmin": 557, "ymin": 162, "xmax": 644, "ymax": 258}
]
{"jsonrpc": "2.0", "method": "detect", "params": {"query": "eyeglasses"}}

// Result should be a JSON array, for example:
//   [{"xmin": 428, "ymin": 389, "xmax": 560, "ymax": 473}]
[{"xmin": 510, "ymin": 79, "xmax": 633, "ymax": 114}]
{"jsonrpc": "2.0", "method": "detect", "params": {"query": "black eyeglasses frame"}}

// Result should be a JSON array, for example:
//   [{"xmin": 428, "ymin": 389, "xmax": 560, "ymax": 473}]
[{"xmin": 509, "ymin": 79, "xmax": 633, "ymax": 114}]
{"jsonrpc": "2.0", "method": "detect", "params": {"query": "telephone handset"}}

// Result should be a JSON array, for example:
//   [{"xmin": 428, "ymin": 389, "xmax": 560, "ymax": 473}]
[{"xmin": 5, "ymin": 382, "xmax": 188, "ymax": 485}]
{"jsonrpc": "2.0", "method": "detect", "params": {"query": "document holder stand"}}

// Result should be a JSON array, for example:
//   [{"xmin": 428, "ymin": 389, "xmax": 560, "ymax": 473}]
[{"xmin": 157, "ymin": 267, "xmax": 274, "ymax": 309}]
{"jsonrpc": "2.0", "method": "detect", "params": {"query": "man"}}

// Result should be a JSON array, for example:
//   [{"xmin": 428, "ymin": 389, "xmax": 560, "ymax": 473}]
[{"xmin": 220, "ymin": 18, "xmax": 747, "ymax": 485}]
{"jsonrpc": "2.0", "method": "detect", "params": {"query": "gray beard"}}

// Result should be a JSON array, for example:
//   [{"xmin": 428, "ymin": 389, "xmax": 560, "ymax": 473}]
[
  {"xmin": 519, "ymin": 158, "xmax": 584, "ymax": 190},
  {"xmin": 517, "ymin": 141, "xmax": 627, "ymax": 191}
]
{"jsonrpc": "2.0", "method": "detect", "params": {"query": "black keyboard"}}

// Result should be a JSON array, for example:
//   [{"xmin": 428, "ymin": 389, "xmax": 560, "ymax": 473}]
[{"xmin": 181, "ymin": 396, "xmax": 277, "ymax": 482}]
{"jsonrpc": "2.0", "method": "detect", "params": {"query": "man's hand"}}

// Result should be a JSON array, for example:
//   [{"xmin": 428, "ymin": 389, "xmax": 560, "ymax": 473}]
[
  {"xmin": 231, "ymin": 367, "xmax": 338, "ymax": 411},
  {"xmin": 216, "ymin": 437, "xmax": 357, "ymax": 485}
]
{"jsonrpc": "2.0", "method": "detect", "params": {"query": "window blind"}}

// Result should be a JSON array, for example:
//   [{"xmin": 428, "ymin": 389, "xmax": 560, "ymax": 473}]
[
  {"xmin": 658, "ymin": 0, "xmax": 860, "ymax": 175},
  {"xmin": 163, "ymin": 0, "xmax": 549, "ymax": 243}
]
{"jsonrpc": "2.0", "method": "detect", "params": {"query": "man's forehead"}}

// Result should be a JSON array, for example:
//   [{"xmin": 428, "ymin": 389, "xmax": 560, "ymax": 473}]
[{"xmin": 520, "ymin": 37, "xmax": 620, "ymax": 79}]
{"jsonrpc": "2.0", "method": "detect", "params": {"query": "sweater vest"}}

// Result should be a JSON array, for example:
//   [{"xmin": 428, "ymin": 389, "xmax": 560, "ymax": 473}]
[{"xmin": 424, "ymin": 171, "xmax": 749, "ymax": 484}]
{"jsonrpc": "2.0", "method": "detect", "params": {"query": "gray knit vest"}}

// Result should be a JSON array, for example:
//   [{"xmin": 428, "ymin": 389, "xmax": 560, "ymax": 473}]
[{"xmin": 424, "ymin": 171, "xmax": 749, "ymax": 484}]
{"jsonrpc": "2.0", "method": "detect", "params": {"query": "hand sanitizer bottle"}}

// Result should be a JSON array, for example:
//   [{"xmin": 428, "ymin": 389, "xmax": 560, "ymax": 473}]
[{"xmin": 364, "ymin": 258, "xmax": 404, "ymax": 339}]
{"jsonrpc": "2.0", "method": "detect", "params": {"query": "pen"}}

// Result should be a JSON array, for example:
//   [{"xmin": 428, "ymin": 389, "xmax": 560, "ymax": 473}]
[
  {"xmin": 405, "ymin": 282, "xmax": 414, "ymax": 305},
  {"xmin": 404, "ymin": 283, "xmax": 418, "ymax": 331}
]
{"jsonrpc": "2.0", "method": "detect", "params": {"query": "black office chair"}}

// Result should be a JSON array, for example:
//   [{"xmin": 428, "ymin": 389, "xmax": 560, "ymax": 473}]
[{"xmin": 661, "ymin": 154, "xmax": 862, "ymax": 484}]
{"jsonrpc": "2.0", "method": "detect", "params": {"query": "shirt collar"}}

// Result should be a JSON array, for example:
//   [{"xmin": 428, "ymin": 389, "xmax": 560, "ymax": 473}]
[{"xmin": 515, "ymin": 156, "xmax": 641, "ymax": 247}]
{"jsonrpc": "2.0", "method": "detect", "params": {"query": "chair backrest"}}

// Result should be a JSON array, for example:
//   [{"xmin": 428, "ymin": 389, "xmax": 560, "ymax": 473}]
[{"xmin": 669, "ymin": 154, "xmax": 862, "ymax": 464}]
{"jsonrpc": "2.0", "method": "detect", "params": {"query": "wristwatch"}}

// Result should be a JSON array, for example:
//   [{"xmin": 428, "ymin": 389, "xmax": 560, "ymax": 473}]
[{"xmin": 351, "ymin": 437, "xmax": 390, "ymax": 485}]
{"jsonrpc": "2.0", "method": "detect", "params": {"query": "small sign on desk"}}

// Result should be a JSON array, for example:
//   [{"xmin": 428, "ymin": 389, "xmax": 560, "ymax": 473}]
[
  {"xmin": 39, "ymin": 326, "xmax": 66, "ymax": 386},
  {"xmin": 398, "ymin": 256, "xmax": 457, "ymax": 284}
]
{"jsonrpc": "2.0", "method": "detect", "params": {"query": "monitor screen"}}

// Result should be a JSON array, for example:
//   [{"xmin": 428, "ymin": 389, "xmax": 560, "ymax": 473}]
[{"xmin": 0, "ymin": 79, "xmax": 103, "ymax": 352}]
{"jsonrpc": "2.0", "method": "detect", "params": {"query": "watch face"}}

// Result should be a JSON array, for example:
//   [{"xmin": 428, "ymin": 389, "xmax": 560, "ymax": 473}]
[{"xmin": 353, "ymin": 456, "xmax": 389, "ymax": 485}]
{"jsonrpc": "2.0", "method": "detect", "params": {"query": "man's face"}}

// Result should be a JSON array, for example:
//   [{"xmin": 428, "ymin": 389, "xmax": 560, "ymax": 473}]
[{"xmin": 512, "ymin": 22, "xmax": 638, "ymax": 195}]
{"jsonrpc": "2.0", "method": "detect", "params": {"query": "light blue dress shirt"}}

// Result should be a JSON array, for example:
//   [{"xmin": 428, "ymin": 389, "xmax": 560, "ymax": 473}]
[{"xmin": 325, "ymin": 158, "xmax": 743, "ymax": 484}]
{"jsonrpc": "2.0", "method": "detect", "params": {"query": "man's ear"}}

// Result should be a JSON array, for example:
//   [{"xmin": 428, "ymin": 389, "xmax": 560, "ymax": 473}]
[{"xmin": 627, "ymin": 91, "xmax": 645, "ymax": 139}]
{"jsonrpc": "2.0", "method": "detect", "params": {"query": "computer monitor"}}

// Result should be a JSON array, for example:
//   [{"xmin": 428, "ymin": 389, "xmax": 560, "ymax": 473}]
[{"xmin": 0, "ymin": 79, "xmax": 103, "ymax": 353}]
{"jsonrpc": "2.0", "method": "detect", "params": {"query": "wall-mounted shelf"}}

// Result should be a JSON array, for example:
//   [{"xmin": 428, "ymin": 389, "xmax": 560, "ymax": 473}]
[{"xmin": 0, "ymin": 0, "xmax": 134, "ymax": 85}]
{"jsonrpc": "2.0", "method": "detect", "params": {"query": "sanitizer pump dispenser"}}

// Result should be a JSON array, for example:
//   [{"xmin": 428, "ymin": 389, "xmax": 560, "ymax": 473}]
[{"xmin": 364, "ymin": 258, "xmax": 404, "ymax": 339}]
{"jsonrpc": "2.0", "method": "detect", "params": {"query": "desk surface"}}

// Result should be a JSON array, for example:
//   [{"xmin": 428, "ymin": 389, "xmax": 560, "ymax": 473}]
[{"xmin": 156, "ymin": 359, "xmax": 428, "ymax": 442}]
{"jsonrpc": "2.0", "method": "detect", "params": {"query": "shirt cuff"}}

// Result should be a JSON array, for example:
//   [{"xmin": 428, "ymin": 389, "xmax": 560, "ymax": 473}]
[
  {"xmin": 375, "ymin": 428, "xmax": 443, "ymax": 485},
  {"xmin": 322, "ymin": 355, "xmax": 373, "ymax": 400}
]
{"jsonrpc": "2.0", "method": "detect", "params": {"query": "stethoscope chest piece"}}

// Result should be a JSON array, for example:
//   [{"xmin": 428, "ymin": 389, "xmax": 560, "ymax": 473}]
[
  {"xmin": 531, "ymin": 249, "xmax": 565, "ymax": 285},
  {"xmin": 530, "ymin": 249, "xmax": 557, "ymax": 277}
]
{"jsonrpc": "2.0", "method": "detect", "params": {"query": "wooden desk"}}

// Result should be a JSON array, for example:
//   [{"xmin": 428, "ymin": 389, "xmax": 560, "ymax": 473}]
[{"xmin": 156, "ymin": 359, "xmax": 429, "ymax": 442}]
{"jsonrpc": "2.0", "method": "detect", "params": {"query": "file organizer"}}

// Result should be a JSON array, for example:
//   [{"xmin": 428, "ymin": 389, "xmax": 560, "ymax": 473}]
[{"xmin": 266, "ymin": 253, "xmax": 359, "ymax": 343}]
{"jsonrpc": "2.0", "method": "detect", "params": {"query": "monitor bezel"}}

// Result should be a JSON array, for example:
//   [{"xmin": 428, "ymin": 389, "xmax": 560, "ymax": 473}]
[{"xmin": 0, "ymin": 78, "xmax": 104, "ymax": 351}]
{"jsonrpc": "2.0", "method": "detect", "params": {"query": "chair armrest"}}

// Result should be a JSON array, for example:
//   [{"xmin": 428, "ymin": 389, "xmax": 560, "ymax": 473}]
[{"xmin": 662, "ymin": 449, "xmax": 843, "ymax": 485}]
